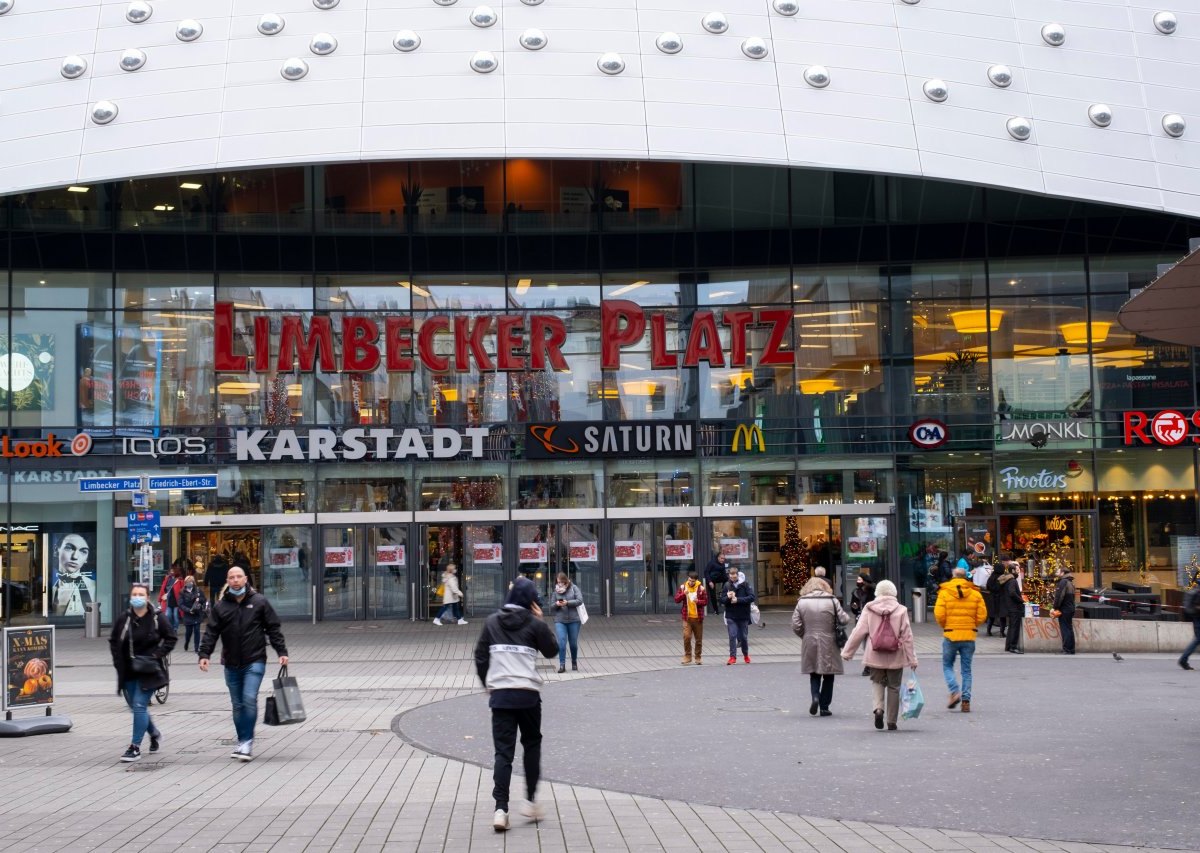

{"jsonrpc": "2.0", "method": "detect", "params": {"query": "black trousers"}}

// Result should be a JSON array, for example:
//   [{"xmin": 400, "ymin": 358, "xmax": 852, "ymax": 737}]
[
  {"xmin": 1005, "ymin": 614, "xmax": 1022, "ymax": 651},
  {"xmin": 707, "ymin": 583, "xmax": 721, "ymax": 614},
  {"xmin": 1058, "ymin": 613, "xmax": 1075, "ymax": 653},
  {"xmin": 809, "ymin": 673, "xmax": 835, "ymax": 711},
  {"xmin": 491, "ymin": 704, "xmax": 542, "ymax": 812}
]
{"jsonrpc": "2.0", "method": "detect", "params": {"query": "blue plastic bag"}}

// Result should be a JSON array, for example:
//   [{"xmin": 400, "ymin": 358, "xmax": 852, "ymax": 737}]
[{"xmin": 900, "ymin": 670, "xmax": 925, "ymax": 720}]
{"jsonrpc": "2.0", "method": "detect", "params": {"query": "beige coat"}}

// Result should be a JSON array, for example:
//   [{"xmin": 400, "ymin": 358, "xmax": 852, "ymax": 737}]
[
  {"xmin": 440, "ymin": 573, "xmax": 462, "ymax": 604},
  {"xmin": 841, "ymin": 597, "xmax": 918, "ymax": 670},
  {"xmin": 791, "ymin": 590, "xmax": 850, "ymax": 675}
]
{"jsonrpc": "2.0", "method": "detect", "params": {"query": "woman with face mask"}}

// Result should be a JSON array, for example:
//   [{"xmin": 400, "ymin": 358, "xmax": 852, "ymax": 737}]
[
  {"xmin": 108, "ymin": 583, "xmax": 176, "ymax": 762},
  {"xmin": 549, "ymin": 572, "xmax": 584, "ymax": 673},
  {"xmin": 178, "ymin": 575, "xmax": 207, "ymax": 651}
]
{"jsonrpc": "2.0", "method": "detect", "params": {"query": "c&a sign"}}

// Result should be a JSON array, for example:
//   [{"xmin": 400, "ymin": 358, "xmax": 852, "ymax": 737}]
[{"xmin": 1123, "ymin": 410, "xmax": 1200, "ymax": 446}]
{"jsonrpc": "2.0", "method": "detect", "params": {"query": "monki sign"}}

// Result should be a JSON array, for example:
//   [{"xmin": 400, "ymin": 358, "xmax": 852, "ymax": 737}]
[{"xmin": 214, "ymin": 301, "xmax": 796, "ymax": 373}]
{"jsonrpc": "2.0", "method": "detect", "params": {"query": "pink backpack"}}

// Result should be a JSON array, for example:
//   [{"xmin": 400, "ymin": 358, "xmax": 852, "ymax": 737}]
[{"xmin": 870, "ymin": 607, "xmax": 900, "ymax": 652}]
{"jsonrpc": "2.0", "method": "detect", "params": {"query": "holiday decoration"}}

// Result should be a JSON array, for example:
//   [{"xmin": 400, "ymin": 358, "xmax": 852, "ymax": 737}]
[
  {"xmin": 778, "ymin": 517, "xmax": 812, "ymax": 594},
  {"xmin": 1105, "ymin": 501, "xmax": 1132, "ymax": 572},
  {"xmin": 266, "ymin": 374, "xmax": 291, "ymax": 425}
]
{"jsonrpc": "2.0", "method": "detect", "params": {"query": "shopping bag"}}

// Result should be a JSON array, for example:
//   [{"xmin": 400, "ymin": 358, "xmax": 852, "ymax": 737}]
[
  {"xmin": 435, "ymin": 584, "xmax": 445, "ymax": 597},
  {"xmin": 269, "ymin": 665, "xmax": 307, "ymax": 725},
  {"xmin": 900, "ymin": 670, "xmax": 925, "ymax": 720},
  {"xmin": 263, "ymin": 695, "xmax": 282, "ymax": 726},
  {"xmin": 577, "ymin": 602, "xmax": 589, "ymax": 625},
  {"xmin": 750, "ymin": 603, "xmax": 761, "ymax": 626}
]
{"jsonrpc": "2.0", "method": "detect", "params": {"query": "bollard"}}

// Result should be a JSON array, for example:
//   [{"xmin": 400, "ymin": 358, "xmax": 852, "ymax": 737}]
[
  {"xmin": 911, "ymin": 589, "xmax": 926, "ymax": 623},
  {"xmin": 84, "ymin": 601, "xmax": 102, "ymax": 638}
]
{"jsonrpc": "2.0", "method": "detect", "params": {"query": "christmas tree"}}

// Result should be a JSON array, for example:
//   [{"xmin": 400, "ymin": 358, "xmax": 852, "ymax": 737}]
[
  {"xmin": 778, "ymin": 517, "xmax": 812, "ymax": 594},
  {"xmin": 1105, "ymin": 502, "xmax": 1132, "ymax": 571}
]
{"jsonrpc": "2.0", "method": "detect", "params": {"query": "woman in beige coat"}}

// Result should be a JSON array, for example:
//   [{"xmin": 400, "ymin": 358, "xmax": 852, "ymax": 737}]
[
  {"xmin": 841, "ymin": 580, "xmax": 918, "ymax": 731},
  {"xmin": 790, "ymin": 571, "xmax": 850, "ymax": 717}
]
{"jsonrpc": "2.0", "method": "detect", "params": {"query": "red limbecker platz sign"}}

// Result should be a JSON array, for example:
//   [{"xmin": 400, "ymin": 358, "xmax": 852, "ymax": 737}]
[
  {"xmin": 1123, "ymin": 409, "xmax": 1200, "ymax": 446},
  {"xmin": 214, "ymin": 301, "xmax": 797, "ymax": 373}
]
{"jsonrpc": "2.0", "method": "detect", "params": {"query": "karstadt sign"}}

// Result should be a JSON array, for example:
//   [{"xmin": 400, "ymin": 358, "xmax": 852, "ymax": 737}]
[{"xmin": 235, "ymin": 428, "xmax": 490, "ymax": 461}]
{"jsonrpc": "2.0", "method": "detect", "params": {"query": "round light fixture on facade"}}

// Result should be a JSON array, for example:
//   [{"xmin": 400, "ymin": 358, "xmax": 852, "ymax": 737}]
[
  {"xmin": 433, "ymin": 0, "xmax": 457, "ymax": 6},
  {"xmin": 1088, "ymin": 103, "xmax": 1112, "ymax": 127},
  {"xmin": 1060, "ymin": 321, "xmax": 1111, "ymax": 345},
  {"xmin": 741, "ymin": 37, "xmax": 768, "ymax": 59},
  {"xmin": 772, "ymin": 0, "xmax": 799, "ymax": 16},
  {"xmin": 91, "ymin": 100, "xmax": 119, "ymax": 125},
  {"xmin": 126, "ymin": 1, "xmax": 152, "ymax": 23},
  {"xmin": 258, "ymin": 13, "xmax": 285, "ymax": 35},
  {"xmin": 656, "ymin": 32, "xmax": 683, "ymax": 54},
  {"xmin": 799, "ymin": 379, "xmax": 839, "ymax": 395},
  {"xmin": 900, "ymin": 0, "xmax": 921, "ymax": 4},
  {"xmin": 521, "ymin": 0, "xmax": 544, "ymax": 5},
  {"xmin": 1153, "ymin": 11, "xmax": 1177, "ymax": 34},
  {"xmin": 310, "ymin": 33, "xmax": 337, "ymax": 55},
  {"xmin": 313, "ymin": 0, "xmax": 340, "ymax": 8},
  {"xmin": 1006, "ymin": 116, "xmax": 1032, "ymax": 140},
  {"xmin": 176, "ymin": 19, "xmax": 203, "ymax": 41},
  {"xmin": 1041, "ymin": 23, "xmax": 1065, "ymax": 46},
  {"xmin": 119, "ymin": 48, "xmax": 146, "ymax": 72},
  {"xmin": 950, "ymin": 309, "xmax": 1004, "ymax": 334},
  {"xmin": 701, "ymin": 12, "xmax": 729, "ymax": 34},
  {"xmin": 394, "ymin": 30, "xmax": 421, "ymax": 51},
  {"xmin": 519, "ymin": 29, "xmax": 547, "ymax": 50},
  {"xmin": 598, "ymin": 52, "xmax": 625, "ymax": 74},
  {"xmin": 923, "ymin": 78, "xmax": 948, "ymax": 102},
  {"xmin": 281, "ymin": 57, "xmax": 309, "ymax": 80},
  {"xmin": 0, "ymin": 0, "xmax": 13, "ymax": 14},
  {"xmin": 987, "ymin": 64, "xmax": 1012, "ymax": 87},
  {"xmin": 470, "ymin": 51, "xmax": 497, "ymax": 73},
  {"xmin": 1163, "ymin": 113, "xmax": 1186, "ymax": 137},
  {"xmin": 61, "ymin": 55, "xmax": 88, "ymax": 79},
  {"xmin": 803, "ymin": 65, "xmax": 830, "ymax": 88},
  {"xmin": 470, "ymin": 5, "xmax": 497, "ymax": 27}
]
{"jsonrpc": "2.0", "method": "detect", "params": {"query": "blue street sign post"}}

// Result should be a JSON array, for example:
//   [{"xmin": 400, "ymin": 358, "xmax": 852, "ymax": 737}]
[
  {"xmin": 79, "ymin": 476, "xmax": 143, "ymax": 493},
  {"xmin": 127, "ymin": 510, "xmax": 161, "ymax": 544},
  {"xmin": 147, "ymin": 474, "xmax": 218, "ymax": 491}
]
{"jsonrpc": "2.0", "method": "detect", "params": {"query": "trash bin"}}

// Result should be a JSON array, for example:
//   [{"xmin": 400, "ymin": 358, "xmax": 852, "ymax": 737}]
[
  {"xmin": 84, "ymin": 602, "xmax": 102, "ymax": 638},
  {"xmin": 911, "ymin": 589, "xmax": 926, "ymax": 623}
]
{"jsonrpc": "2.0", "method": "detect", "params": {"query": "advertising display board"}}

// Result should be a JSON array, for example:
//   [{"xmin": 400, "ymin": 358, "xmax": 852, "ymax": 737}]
[{"xmin": 3, "ymin": 626, "xmax": 55, "ymax": 712}]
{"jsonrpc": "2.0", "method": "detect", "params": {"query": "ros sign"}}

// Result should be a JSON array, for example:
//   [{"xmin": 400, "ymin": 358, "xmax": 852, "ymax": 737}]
[
  {"xmin": 908, "ymin": 419, "xmax": 949, "ymax": 450},
  {"xmin": 1123, "ymin": 410, "xmax": 1200, "ymax": 446}
]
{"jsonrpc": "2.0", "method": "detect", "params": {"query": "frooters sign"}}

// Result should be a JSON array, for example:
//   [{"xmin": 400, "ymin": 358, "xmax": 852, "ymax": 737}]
[{"xmin": 998, "ymin": 466, "xmax": 1067, "ymax": 491}]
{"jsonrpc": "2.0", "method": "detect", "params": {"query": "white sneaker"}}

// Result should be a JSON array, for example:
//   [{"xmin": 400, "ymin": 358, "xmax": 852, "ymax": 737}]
[
  {"xmin": 457, "ymin": 618, "xmax": 468, "ymax": 625},
  {"xmin": 235, "ymin": 740, "xmax": 254, "ymax": 762},
  {"xmin": 432, "ymin": 618, "xmax": 443, "ymax": 626},
  {"xmin": 492, "ymin": 809, "xmax": 509, "ymax": 832},
  {"xmin": 521, "ymin": 800, "xmax": 545, "ymax": 822}
]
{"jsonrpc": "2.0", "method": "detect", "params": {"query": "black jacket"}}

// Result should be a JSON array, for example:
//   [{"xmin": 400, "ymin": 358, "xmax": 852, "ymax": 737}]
[
  {"xmin": 721, "ymin": 580, "xmax": 756, "ymax": 622},
  {"xmin": 179, "ymin": 585, "xmax": 207, "ymax": 626},
  {"xmin": 109, "ymin": 606, "xmax": 176, "ymax": 692},
  {"xmin": 197, "ymin": 588, "xmax": 287, "ymax": 667},
  {"xmin": 705, "ymin": 558, "xmax": 727, "ymax": 588},
  {"xmin": 474, "ymin": 606, "xmax": 558, "ymax": 709},
  {"xmin": 850, "ymin": 581, "xmax": 876, "ymax": 616},
  {"xmin": 994, "ymin": 573, "xmax": 1024, "ymax": 618},
  {"xmin": 204, "ymin": 554, "xmax": 230, "ymax": 596},
  {"xmin": 1053, "ymin": 575, "xmax": 1076, "ymax": 615}
]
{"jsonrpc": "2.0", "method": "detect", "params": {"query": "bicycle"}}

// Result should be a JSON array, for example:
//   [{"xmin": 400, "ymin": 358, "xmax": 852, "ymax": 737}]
[{"xmin": 154, "ymin": 652, "xmax": 171, "ymax": 704}]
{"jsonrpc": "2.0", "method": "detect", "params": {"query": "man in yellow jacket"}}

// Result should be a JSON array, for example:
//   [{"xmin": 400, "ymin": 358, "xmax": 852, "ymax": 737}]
[{"xmin": 934, "ymin": 567, "xmax": 988, "ymax": 713}]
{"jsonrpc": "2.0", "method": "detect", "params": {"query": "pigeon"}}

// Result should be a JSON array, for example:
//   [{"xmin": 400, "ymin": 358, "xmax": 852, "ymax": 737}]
[{"xmin": 1112, "ymin": 652, "xmax": 1124, "ymax": 661}]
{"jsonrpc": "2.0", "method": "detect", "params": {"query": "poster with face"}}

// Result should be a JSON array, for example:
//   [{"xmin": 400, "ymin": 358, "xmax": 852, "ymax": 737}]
[{"xmin": 48, "ymin": 527, "xmax": 97, "ymax": 617}]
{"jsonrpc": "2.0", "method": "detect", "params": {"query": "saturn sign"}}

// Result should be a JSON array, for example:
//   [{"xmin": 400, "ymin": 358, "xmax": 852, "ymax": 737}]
[{"xmin": 908, "ymin": 419, "xmax": 949, "ymax": 450}]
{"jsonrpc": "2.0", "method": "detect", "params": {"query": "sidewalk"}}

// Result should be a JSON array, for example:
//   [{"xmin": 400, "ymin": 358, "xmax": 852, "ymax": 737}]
[{"xmin": 4, "ymin": 615, "xmax": 1182, "ymax": 853}]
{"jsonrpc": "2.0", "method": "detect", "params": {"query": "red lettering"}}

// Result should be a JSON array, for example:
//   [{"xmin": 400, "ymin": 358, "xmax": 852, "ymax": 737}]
[
  {"xmin": 722, "ymin": 310, "xmax": 754, "ymax": 367},
  {"xmin": 496, "ymin": 315, "xmax": 526, "ymax": 371},
  {"xmin": 214, "ymin": 302, "xmax": 246, "ymax": 371},
  {"xmin": 418, "ymin": 316, "xmax": 450, "ymax": 372},
  {"xmin": 454, "ymin": 316, "xmax": 495, "ymax": 371},
  {"xmin": 342, "ymin": 316, "xmax": 380, "ymax": 373},
  {"xmin": 277, "ymin": 315, "xmax": 335, "ymax": 372},
  {"xmin": 758, "ymin": 309, "xmax": 794, "ymax": 366},
  {"xmin": 1123, "ymin": 411, "xmax": 1149, "ymax": 445},
  {"xmin": 1192, "ymin": 411, "xmax": 1200, "ymax": 444},
  {"xmin": 531, "ymin": 316, "xmax": 568, "ymax": 371},
  {"xmin": 384, "ymin": 316, "xmax": 414, "ymax": 371},
  {"xmin": 682, "ymin": 310, "xmax": 725, "ymax": 367},
  {"xmin": 600, "ymin": 300, "xmax": 646, "ymax": 369},
  {"xmin": 650, "ymin": 313, "xmax": 677, "ymax": 369},
  {"xmin": 253, "ymin": 316, "xmax": 270, "ymax": 373}
]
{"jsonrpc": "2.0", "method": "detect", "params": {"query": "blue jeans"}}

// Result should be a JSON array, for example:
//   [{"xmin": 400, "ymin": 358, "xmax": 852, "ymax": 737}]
[
  {"xmin": 122, "ymin": 680, "xmax": 160, "ymax": 747},
  {"xmin": 942, "ymin": 639, "xmax": 976, "ymax": 701},
  {"xmin": 727, "ymin": 618, "xmax": 750, "ymax": 657},
  {"xmin": 555, "ymin": 620, "xmax": 581, "ymax": 666},
  {"xmin": 166, "ymin": 607, "xmax": 179, "ymax": 631},
  {"xmin": 436, "ymin": 602, "xmax": 463, "ymax": 621},
  {"xmin": 223, "ymin": 661, "xmax": 267, "ymax": 743},
  {"xmin": 1181, "ymin": 619, "xmax": 1200, "ymax": 664}
]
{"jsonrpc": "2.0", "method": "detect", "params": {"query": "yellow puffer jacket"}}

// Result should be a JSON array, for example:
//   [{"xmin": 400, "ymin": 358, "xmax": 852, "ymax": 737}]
[{"xmin": 934, "ymin": 577, "xmax": 988, "ymax": 642}]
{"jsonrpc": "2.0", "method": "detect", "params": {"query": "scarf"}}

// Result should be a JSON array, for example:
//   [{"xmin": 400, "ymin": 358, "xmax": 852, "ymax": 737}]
[{"xmin": 684, "ymin": 578, "xmax": 702, "ymax": 619}]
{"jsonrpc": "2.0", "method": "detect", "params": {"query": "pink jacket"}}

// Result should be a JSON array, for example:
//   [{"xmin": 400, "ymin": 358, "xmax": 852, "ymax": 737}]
[{"xmin": 841, "ymin": 597, "xmax": 918, "ymax": 670}]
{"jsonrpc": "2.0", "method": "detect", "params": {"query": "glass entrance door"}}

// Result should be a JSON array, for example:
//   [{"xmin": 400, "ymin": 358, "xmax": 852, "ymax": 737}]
[
  {"xmin": 421, "ymin": 522, "xmax": 505, "ymax": 618},
  {"xmin": 368, "ymin": 526, "xmax": 409, "ymax": 619},
  {"xmin": 322, "ymin": 526, "xmax": 361, "ymax": 619},
  {"xmin": 516, "ymin": 520, "xmax": 603, "ymax": 610},
  {"xmin": 839, "ymin": 516, "xmax": 891, "ymax": 602},
  {"xmin": 655, "ymin": 519, "xmax": 696, "ymax": 610},
  {"xmin": 611, "ymin": 520, "xmax": 650, "ymax": 613}
]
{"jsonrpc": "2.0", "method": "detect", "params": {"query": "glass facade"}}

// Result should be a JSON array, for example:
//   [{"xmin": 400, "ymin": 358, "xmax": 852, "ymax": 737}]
[{"xmin": 2, "ymin": 160, "xmax": 1199, "ymax": 624}]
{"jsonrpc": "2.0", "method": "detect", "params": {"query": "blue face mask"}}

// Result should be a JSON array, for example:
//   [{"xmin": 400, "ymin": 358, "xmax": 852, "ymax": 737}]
[
  {"xmin": 228, "ymin": 585, "xmax": 246, "ymax": 597},
  {"xmin": 130, "ymin": 596, "xmax": 147, "ymax": 609}
]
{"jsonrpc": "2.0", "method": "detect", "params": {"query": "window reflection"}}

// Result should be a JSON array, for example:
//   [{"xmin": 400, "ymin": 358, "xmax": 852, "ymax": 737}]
[
  {"xmin": 420, "ymin": 470, "xmax": 506, "ymax": 510},
  {"xmin": 607, "ymin": 463, "xmax": 695, "ymax": 507}
]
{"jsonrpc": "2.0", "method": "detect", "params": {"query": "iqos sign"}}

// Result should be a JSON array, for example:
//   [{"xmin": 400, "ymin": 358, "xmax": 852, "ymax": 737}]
[{"xmin": 121, "ymin": 437, "xmax": 207, "ymax": 458}]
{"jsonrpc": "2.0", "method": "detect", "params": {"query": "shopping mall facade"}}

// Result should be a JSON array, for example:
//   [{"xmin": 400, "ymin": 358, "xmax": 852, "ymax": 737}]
[{"xmin": 1, "ymin": 1, "xmax": 1199, "ymax": 625}]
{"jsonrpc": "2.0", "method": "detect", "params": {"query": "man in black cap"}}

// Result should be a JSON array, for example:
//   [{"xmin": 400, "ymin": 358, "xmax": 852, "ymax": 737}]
[{"xmin": 474, "ymin": 576, "xmax": 558, "ymax": 833}]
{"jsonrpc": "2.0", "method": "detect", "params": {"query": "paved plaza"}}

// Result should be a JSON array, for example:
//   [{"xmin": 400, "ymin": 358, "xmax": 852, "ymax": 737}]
[{"xmin": 3, "ymin": 614, "xmax": 1193, "ymax": 853}]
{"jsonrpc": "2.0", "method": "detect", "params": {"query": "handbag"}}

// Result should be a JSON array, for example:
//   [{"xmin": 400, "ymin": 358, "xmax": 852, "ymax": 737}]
[
  {"xmin": 831, "ymin": 599, "xmax": 847, "ymax": 648},
  {"xmin": 435, "ymin": 583, "xmax": 445, "ymax": 597},
  {"xmin": 126, "ymin": 613, "xmax": 162, "ymax": 675},
  {"xmin": 264, "ymin": 665, "xmax": 306, "ymax": 726},
  {"xmin": 577, "ymin": 601, "xmax": 589, "ymax": 625}
]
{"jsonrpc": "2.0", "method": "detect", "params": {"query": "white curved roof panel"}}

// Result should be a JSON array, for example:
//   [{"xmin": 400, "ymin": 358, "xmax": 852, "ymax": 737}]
[{"xmin": 0, "ymin": 0, "xmax": 1198, "ymax": 216}]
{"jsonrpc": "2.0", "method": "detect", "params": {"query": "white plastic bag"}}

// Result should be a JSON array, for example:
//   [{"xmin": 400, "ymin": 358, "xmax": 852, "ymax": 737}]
[
  {"xmin": 750, "ymin": 603, "xmax": 761, "ymax": 626},
  {"xmin": 577, "ymin": 602, "xmax": 589, "ymax": 625},
  {"xmin": 900, "ymin": 670, "xmax": 925, "ymax": 720}
]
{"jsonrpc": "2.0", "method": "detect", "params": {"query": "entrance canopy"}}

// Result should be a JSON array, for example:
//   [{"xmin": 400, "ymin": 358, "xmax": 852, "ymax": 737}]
[{"xmin": 1118, "ymin": 245, "xmax": 1200, "ymax": 347}]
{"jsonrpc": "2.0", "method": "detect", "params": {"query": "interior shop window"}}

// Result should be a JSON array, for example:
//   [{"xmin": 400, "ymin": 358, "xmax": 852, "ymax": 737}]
[
  {"xmin": 409, "ymin": 275, "xmax": 506, "ymax": 311},
  {"xmin": 12, "ymin": 271, "xmax": 111, "ymax": 312},
  {"xmin": 6, "ymin": 308, "xmax": 107, "ymax": 431},
  {"xmin": 9, "ymin": 184, "xmax": 110, "ymax": 230},
  {"xmin": 702, "ymin": 462, "xmax": 796, "ymax": 506},
  {"xmin": 217, "ymin": 167, "xmax": 311, "ymax": 233},
  {"xmin": 171, "ymin": 467, "xmax": 312, "ymax": 515},
  {"xmin": 887, "ymin": 176, "xmax": 984, "ymax": 224},
  {"xmin": 409, "ymin": 160, "xmax": 503, "ymax": 234},
  {"xmin": 793, "ymin": 264, "xmax": 888, "ymax": 303},
  {"xmin": 216, "ymin": 273, "xmax": 314, "ymax": 310},
  {"xmin": 601, "ymin": 271, "xmax": 694, "ymax": 306},
  {"xmin": 116, "ymin": 175, "xmax": 214, "ymax": 232},
  {"xmin": 316, "ymin": 275, "xmax": 413, "ymax": 312},
  {"xmin": 404, "ymin": 313, "xmax": 508, "ymax": 426},
  {"xmin": 117, "ymin": 273, "xmax": 213, "ymax": 312},
  {"xmin": 513, "ymin": 461, "xmax": 603, "ymax": 509},
  {"xmin": 698, "ymin": 268, "xmax": 790, "ymax": 307},
  {"xmin": 319, "ymin": 476, "xmax": 409, "ymax": 512},
  {"xmin": 216, "ymin": 368, "xmax": 316, "ymax": 427},
  {"xmin": 504, "ymin": 159, "xmax": 598, "ymax": 233},
  {"xmin": 607, "ymin": 462, "xmax": 696, "ymax": 508},
  {"xmin": 699, "ymin": 361, "xmax": 795, "ymax": 421},
  {"xmin": 907, "ymin": 293, "xmax": 991, "ymax": 420},
  {"xmin": 988, "ymin": 257, "xmax": 1086, "ymax": 297},
  {"xmin": 116, "ymin": 308, "xmax": 215, "ymax": 427},
  {"xmin": 694, "ymin": 163, "xmax": 787, "ymax": 231},
  {"xmin": 262, "ymin": 526, "xmax": 313, "ymax": 618},
  {"xmin": 320, "ymin": 161, "xmax": 409, "ymax": 232},
  {"xmin": 505, "ymin": 273, "xmax": 600, "ymax": 310},
  {"xmin": 507, "ymin": 310, "xmax": 598, "ymax": 422},
  {"xmin": 1089, "ymin": 253, "xmax": 1175, "ymax": 294},
  {"xmin": 990, "ymin": 295, "xmax": 1092, "ymax": 420},
  {"xmin": 1089, "ymin": 292, "xmax": 1192, "ymax": 416},
  {"xmin": 419, "ymin": 469, "xmax": 506, "ymax": 511},
  {"xmin": 792, "ymin": 170, "xmax": 886, "ymax": 228},
  {"xmin": 598, "ymin": 161, "xmax": 689, "ymax": 232},
  {"xmin": 793, "ymin": 301, "xmax": 885, "ymax": 422}
]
